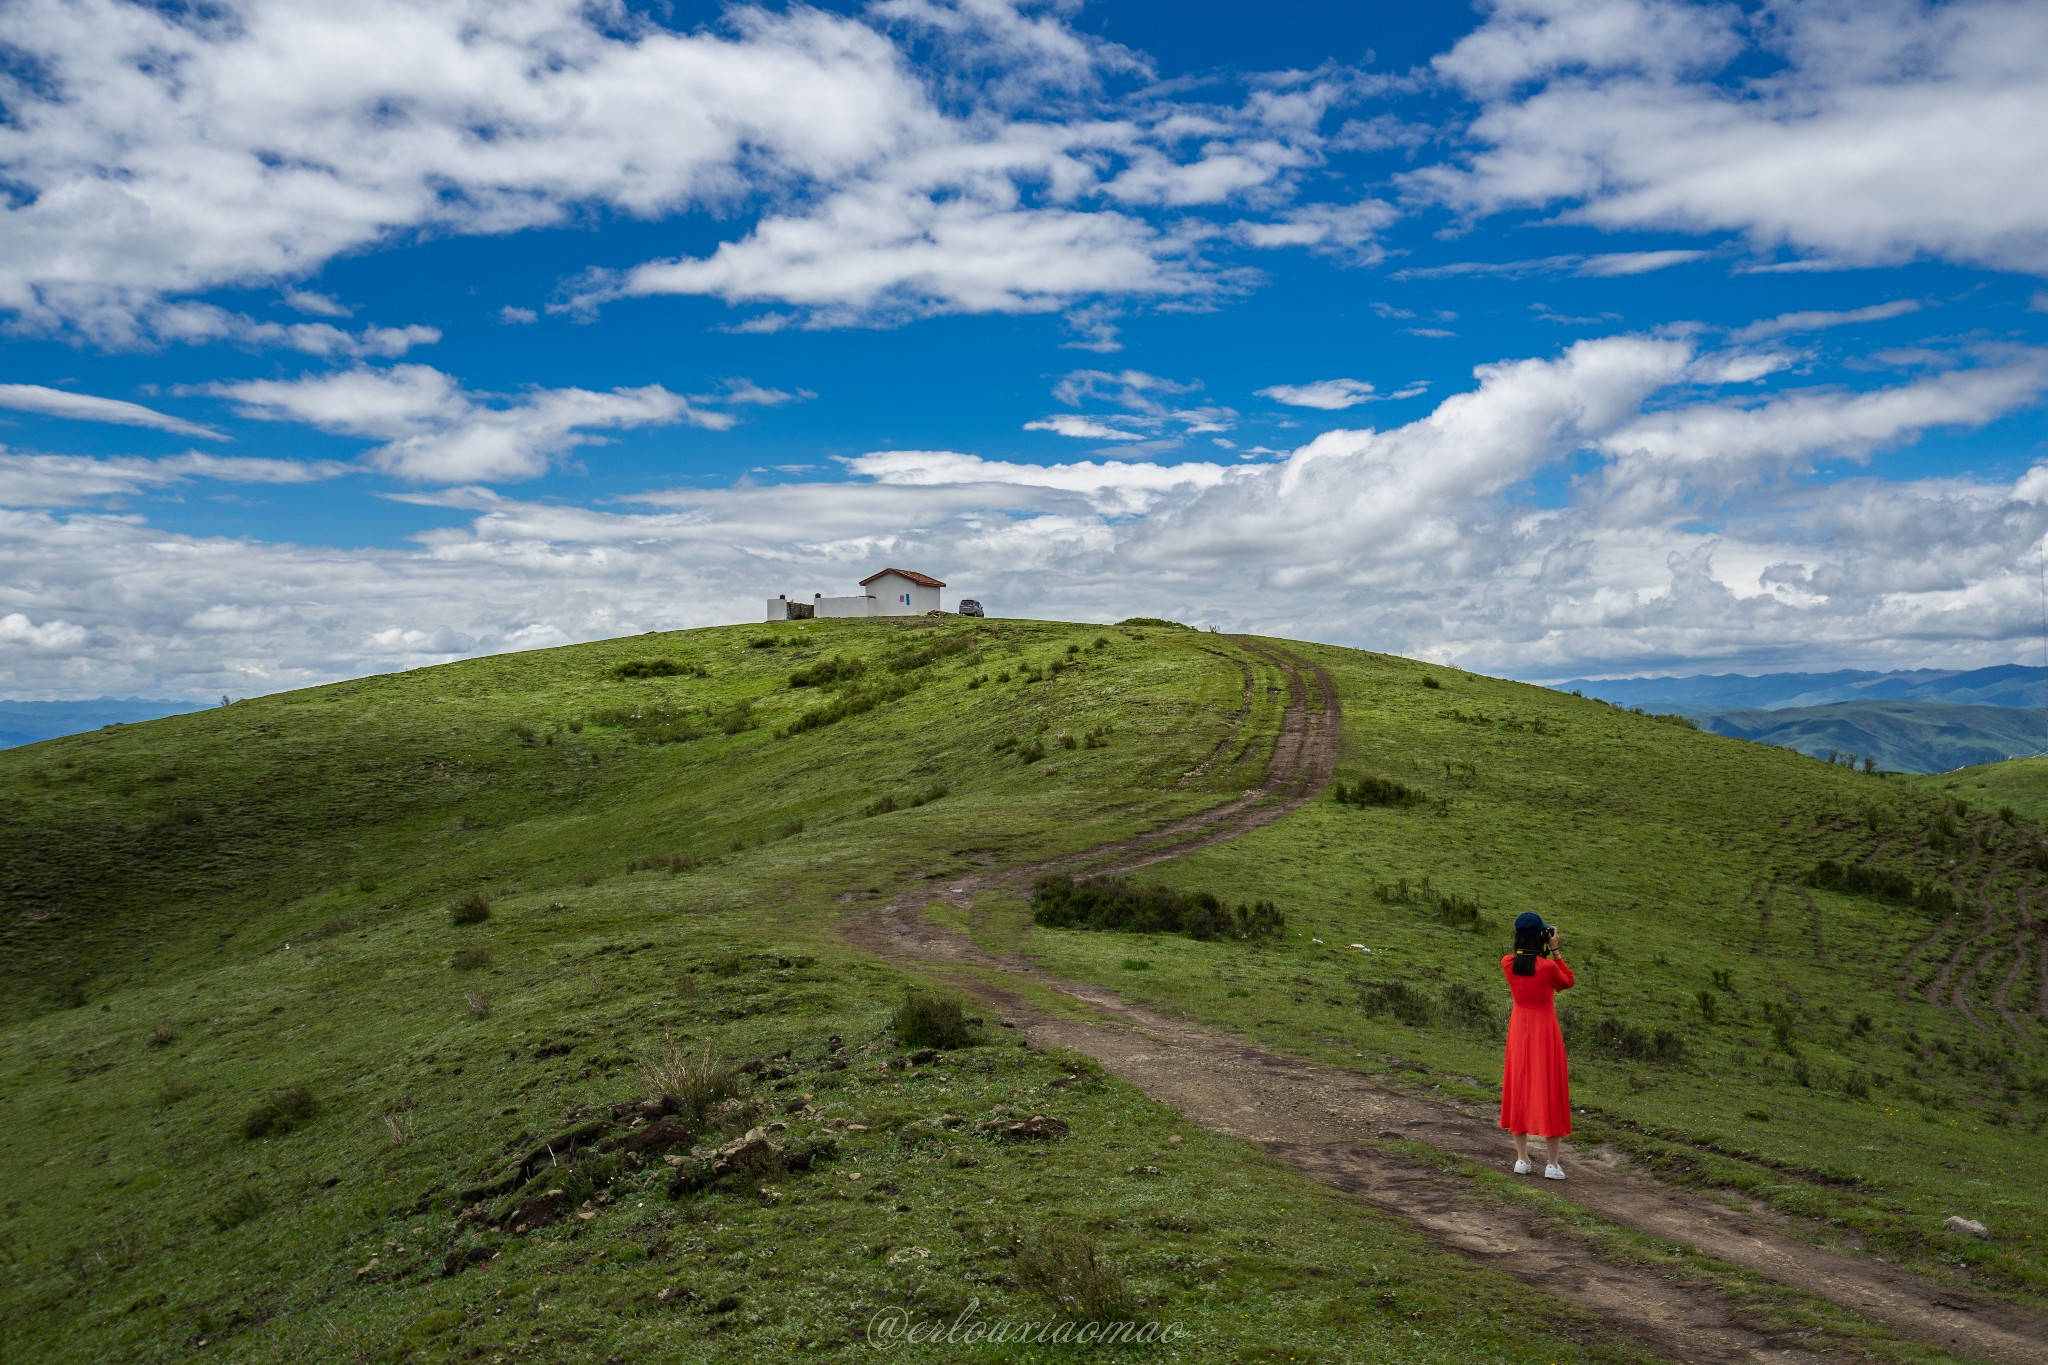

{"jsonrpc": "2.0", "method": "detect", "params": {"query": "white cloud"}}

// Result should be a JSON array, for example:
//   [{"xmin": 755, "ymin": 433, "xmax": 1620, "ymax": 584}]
[
  {"xmin": 610, "ymin": 188, "xmax": 1207, "ymax": 320},
  {"xmin": 1432, "ymin": 0, "xmax": 1744, "ymax": 96},
  {"xmin": 0, "ymin": 451, "xmax": 353, "ymax": 506},
  {"xmin": 1729, "ymin": 299, "xmax": 1922, "ymax": 342},
  {"xmin": 1573, "ymin": 249, "xmax": 1708, "ymax": 276},
  {"xmin": 0, "ymin": 0, "xmax": 1372, "ymax": 342},
  {"xmin": 1394, "ymin": 249, "xmax": 1705, "ymax": 280},
  {"xmin": 9, "ymin": 330, "xmax": 2048, "ymax": 697},
  {"xmin": 847, "ymin": 448, "xmax": 1234, "ymax": 511},
  {"xmin": 0, "ymin": 611, "xmax": 88, "ymax": 650},
  {"xmin": 0, "ymin": 0, "xmax": 950, "ymax": 340},
  {"xmin": 710, "ymin": 380, "xmax": 815, "ymax": 407},
  {"xmin": 146, "ymin": 304, "xmax": 441, "ymax": 358},
  {"xmin": 1601, "ymin": 353, "xmax": 2048, "ymax": 475},
  {"xmin": 1256, "ymin": 378, "xmax": 1377, "ymax": 410},
  {"xmin": 499, "ymin": 307, "xmax": 539, "ymax": 326},
  {"xmin": 0, "ymin": 384, "xmax": 225, "ymax": 439},
  {"xmin": 283, "ymin": 291, "xmax": 350, "ymax": 318},
  {"xmin": 208, "ymin": 365, "xmax": 732, "ymax": 483},
  {"xmin": 1023, "ymin": 415, "xmax": 1149, "ymax": 441},
  {"xmin": 1237, "ymin": 200, "xmax": 1397, "ymax": 262},
  {"xmin": 1421, "ymin": 0, "xmax": 2048, "ymax": 275},
  {"xmin": 1051, "ymin": 369, "xmax": 1197, "ymax": 412}
]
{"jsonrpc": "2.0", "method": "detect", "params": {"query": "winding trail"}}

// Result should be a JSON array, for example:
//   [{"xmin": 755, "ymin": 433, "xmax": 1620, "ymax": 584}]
[{"xmin": 840, "ymin": 637, "xmax": 2048, "ymax": 1364}]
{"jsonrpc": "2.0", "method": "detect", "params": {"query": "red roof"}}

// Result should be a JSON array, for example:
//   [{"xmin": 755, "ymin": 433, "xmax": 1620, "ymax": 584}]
[{"xmin": 859, "ymin": 568, "xmax": 946, "ymax": 589}]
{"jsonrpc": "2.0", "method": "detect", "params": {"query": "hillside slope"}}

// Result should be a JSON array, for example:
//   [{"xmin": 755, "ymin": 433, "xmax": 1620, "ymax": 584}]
[
  {"xmin": 4, "ymin": 619, "xmax": 2045, "ymax": 1362},
  {"xmin": 1920, "ymin": 753, "xmax": 2048, "ymax": 822},
  {"xmin": 1, "ymin": 620, "xmax": 1667, "ymax": 1364}
]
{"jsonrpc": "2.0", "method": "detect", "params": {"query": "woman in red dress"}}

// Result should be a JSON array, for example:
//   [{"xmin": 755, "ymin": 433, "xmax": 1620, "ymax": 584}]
[{"xmin": 1500, "ymin": 911, "xmax": 1574, "ymax": 1179}]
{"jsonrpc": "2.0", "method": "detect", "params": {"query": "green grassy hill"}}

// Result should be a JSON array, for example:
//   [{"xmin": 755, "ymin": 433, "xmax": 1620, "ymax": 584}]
[
  {"xmin": 1920, "ymin": 754, "xmax": 2048, "ymax": 823},
  {"xmin": 3, "ymin": 618, "xmax": 2043, "ymax": 1362}
]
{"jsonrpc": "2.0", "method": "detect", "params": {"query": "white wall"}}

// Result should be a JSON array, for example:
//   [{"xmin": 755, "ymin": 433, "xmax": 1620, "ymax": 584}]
[
  {"xmin": 866, "ymin": 573, "xmax": 941, "ymax": 615},
  {"xmin": 815, "ymin": 595, "xmax": 875, "ymax": 619}
]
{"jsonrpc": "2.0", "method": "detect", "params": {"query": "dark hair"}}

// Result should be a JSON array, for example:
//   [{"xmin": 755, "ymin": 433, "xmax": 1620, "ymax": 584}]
[{"xmin": 1511, "ymin": 923, "xmax": 1550, "ymax": 976}]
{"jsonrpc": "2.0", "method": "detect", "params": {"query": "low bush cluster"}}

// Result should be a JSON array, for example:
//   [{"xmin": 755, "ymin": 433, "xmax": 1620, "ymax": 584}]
[
  {"xmin": 1372, "ymin": 877, "xmax": 1484, "ymax": 932},
  {"xmin": 787, "ymin": 655, "xmax": 867, "ymax": 688},
  {"xmin": 1333, "ymin": 776, "xmax": 1421, "ymax": 808},
  {"xmin": 1566, "ymin": 1012, "xmax": 1685, "ymax": 1064},
  {"xmin": 782, "ymin": 676, "xmax": 919, "ymax": 736},
  {"xmin": 639, "ymin": 1033, "xmax": 742, "ymax": 1125},
  {"xmin": 862, "ymin": 783, "xmax": 948, "ymax": 817},
  {"xmin": 891, "ymin": 990, "xmax": 982, "ymax": 1050},
  {"xmin": 243, "ymin": 1083, "xmax": 318, "ymax": 1139},
  {"xmin": 1805, "ymin": 859, "xmax": 1956, "ymax": 915},
  {"xmin": 1013, "ymin": 1225, "xmax": 1133, "ymax": 1322},
  {"xmin": 611, "ymin": 657, "xmax": 705, "ymax": 679},
  {"xmin": 627, "ymin": 852, "xmax": 699, "ymax": 874},
  {"xmin": 1031, "ymin": 874, "xmax": 1285, "ymax": 942},
  {"xmin": 448, "ymin": 891, "xmax": 492, "ymax": 925}
]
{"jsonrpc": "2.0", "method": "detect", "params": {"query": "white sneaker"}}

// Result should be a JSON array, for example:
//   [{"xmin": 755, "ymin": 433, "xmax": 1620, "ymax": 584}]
[
  {"xmin": 1513, "ymin": 1158, "xmax": 1533, "ymax": 1175},
  {"xmin": 1543, "ymin": 1164, "xmax": 1566, "ymax": 1181}
]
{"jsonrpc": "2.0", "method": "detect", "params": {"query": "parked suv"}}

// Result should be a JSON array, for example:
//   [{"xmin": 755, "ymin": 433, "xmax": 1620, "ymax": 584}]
[{"xmin": 956, "ymin": 598, "xmax": 984, "ymax": 617}]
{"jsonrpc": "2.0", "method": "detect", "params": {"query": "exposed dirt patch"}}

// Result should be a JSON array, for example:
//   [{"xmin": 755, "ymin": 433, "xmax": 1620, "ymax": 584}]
[{"xmin": 842, "ymin": 634, "xmax": 2048, "ymax": 1365}]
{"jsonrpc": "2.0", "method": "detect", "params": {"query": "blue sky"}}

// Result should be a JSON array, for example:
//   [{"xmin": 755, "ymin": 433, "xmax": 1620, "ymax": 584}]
[{"xmin": 3, "ymin": 0, "xmax": 2047, "ymax": 700}]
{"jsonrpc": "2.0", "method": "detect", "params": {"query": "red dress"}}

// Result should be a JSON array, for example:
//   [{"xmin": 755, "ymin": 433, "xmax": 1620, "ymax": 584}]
[{"xmin": 1499, "ymin": 954, "xmax": 1574, "ymax": 1136}]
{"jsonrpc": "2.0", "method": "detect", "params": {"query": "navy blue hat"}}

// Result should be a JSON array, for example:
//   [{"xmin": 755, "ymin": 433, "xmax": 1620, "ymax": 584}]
[{"xmin": 1513, "ymin": 912, "xmax": 1548, "ymax": 933}]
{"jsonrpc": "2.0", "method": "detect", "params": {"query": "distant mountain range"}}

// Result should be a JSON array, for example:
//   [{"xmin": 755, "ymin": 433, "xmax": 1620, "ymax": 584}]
[
  {"xmin": 1552, "ymin": 664, "xmax": 2048, "ymax": 773},
  {"xmin": 0, "ymin": 698, "xmax": 205, "ymax": 750},
  {"xmin": 1552, "ymin": 662, "xmax": 2048, "ymax": 714}
]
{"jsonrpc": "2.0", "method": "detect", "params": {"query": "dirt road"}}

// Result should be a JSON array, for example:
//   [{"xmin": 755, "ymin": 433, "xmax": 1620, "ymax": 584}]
[{"xmin": 843, "ymin": 637, "xmax": 2048, "ymax": 1364}]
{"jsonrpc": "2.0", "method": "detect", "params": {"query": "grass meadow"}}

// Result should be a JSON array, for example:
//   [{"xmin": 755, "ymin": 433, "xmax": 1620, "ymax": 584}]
[{"xmin": 1, "ymin": 617, "xmax": 2041, "ymax": 1360}]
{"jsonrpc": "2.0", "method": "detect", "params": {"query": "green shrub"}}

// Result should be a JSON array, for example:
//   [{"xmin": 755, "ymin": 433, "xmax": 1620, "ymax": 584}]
[
  {"xmin": 886, "ymin": 635, "xmax": 973, "ymax": 672},
  {"xmin": 782, "ymin": 677, "xmax": 917, "ymax": 736},
  {"xmin": 244, "ymin": 1083, "xmax": 317, "ymax": 1139},
  {"xmin": 1371, "ymin": 877, "xmax": 1482, "ymax": 931},
  {"xmin": 627, "ymin": 852, "xmax": 697, "ymax": 873},
  {"xmin": 1334, "ymin": 776, "xmax": 1421, "ymax": 808},
  {"xmin": 612, "ymin": 657, "xmax": 704, "ymax": 679},
  {"xmin": 1015, "ymin": 1226, "xmax": 1133, "ymax": 1322},
  {"xmin": 453, "ymin": 948, "xmax": 490, "ymax": 971},
  {"xmin": 208, "ymin": 1186, "xmax": 270, "ymax": 1232},
  {"xmin": 892, "ymin": 990, "xmax": 981, "ymax": 1050},
  {"xmin": 448, "ymin": 891, "xmax": 492, "ymax": 925},
  {"xmin": 788, "ymin": 655, "xmax": 867, "ymax": 688},
  {"xmin": 711, "ymin": 699, "xmax": 756, "ymax": 734},
  {"xmin": 1567, "ymin": 1013, "xmax": 1685, "ymax": 1064},
  {"xmin": 1438, "ymin": 982, "xmax": 1502, "ymax": 1036},
  {"xmin": 1805, "ymin": 860, "xmax": 1954, "ymax": 915},
  {"xmin": 1118, "ymin": 617, "xmax": 1183, "ymax": 628},
  {"xmin": 1031, "ymin": 874, "xmax": 1285, "ymax": 942},
  {"xmin": 639, "ymin": 1034, "xmax": 741, "ymax": 1125}
]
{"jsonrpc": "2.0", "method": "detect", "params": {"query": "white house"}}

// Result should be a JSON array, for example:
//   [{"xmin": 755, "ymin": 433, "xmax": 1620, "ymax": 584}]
[
  {"xmin": 860, "ymin": 568, "xmax": 945, "ymax": 615},
  {"xmin": 765, "ymin": 568, "xmax": 949, "ymax": 620}
]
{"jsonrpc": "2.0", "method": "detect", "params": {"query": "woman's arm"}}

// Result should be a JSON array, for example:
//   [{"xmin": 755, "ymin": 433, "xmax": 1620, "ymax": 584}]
[{"xmin": 1550, "ymin": 957, "xmax": 1575, "ymax": 989}]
